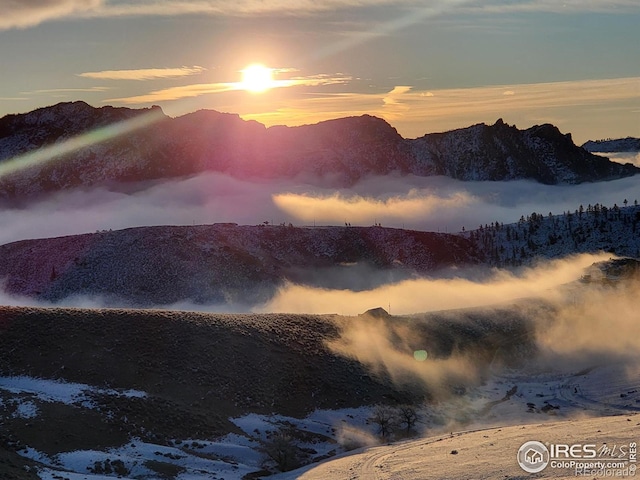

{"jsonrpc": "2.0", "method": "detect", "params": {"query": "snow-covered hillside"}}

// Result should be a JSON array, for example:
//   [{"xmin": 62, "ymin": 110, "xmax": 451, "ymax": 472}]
[
  {"xmin": 583, "ymin": 137, "xmax": 640, "ymax": 152},
  {"xmin": 465, "ymin": 202, "xmax": 640, "ymax": 266},
  {"xmin": 409, "ymin": 119, "xmax": 636, "ymax": 184}
]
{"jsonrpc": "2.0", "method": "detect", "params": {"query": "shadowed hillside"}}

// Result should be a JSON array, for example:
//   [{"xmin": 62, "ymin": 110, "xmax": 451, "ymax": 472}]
[
  {"xmin": 0, "ymin": 224, "xmax": 481, "ymax": 307},
  {"xmin": 0, "ymin": 304, "xmax": 536, "ymax": 477}
]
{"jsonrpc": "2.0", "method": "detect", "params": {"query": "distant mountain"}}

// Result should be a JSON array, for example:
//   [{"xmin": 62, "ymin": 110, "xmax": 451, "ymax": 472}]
[
  {"xmin": 0, "ymin": 224, "xmax": 480, "ymax": 307},
  {"xmin": 0, "ymin": 102, "xmax": 636, "ymax": 204},
  {"xmin": 409, "ymin": 119, "xmax": 637, "ymax": 184},
  {"xmin": 582, "ymin": 137, "xmax": 640, "ymax": 153}
]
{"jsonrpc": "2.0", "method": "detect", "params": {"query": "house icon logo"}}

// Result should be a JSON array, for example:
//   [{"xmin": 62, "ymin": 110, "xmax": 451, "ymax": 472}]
[{"xmin": 517, "ymin": 441, "xmax": 549, "ymax": 473}]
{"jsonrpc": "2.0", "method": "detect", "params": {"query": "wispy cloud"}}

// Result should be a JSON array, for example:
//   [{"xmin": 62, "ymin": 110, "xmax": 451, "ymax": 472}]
[
  {"xmin": 23, "ymin": 87, "xmax": 111, "ymax": 94},
  {"xmin": 4, "ymin": 0, "xmax": 637, "ymax": 31},
  {"xmin": 106, "ymin": 73, "xmax": 351, "ymax": 104},
  {"xmin": 106, "ymin": 83, "xmax": 236, "ymax": 104},
  {"xmin": 467, "ymin": 0, "xmax": 640, "ymax": 14},
  {"xmin": 0, "ymin": 0, "xmax": 103, "ymax": 30},
  {"xmin": 241, "ymin": 76, "xmax": 640, "ymax": 141},
  {"xmin": 89, "ymin": 0, "xmax": 640, "ymax": 18},
  {"xmin": 70, "ymin": 0, "xmax": 468, "ymax": 18},
  {"xmin": 78, "ymin": 66, "xmax": 207, "ymax": 81}
]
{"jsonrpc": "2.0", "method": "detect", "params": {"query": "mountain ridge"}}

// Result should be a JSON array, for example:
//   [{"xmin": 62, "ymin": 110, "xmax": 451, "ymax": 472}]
[
  {"xmin": 0, "ymin": 102, "xmax": 636, "ymax": 204},
  {"xmin": 582, "ymin": 136, "xmax": 640, "ymax": 153},
  {"xmin": 0, "ymin": 224, "xmax": 481, "ymax": 307},
  {"xmin": 1, "ymin": 202, "xmax": 639, "ymax": 308}
]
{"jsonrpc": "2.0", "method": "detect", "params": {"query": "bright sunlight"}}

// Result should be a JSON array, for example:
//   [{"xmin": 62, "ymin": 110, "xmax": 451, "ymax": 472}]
[{"xmin": 240, "ymin": 64, "xmax": 274, "ymax": 93}]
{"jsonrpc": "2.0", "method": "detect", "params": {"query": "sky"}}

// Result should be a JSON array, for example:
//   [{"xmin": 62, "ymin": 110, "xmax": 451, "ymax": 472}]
[{"xmin": 0, "ymin": 0, "xmax": 639, "ymax": 144}]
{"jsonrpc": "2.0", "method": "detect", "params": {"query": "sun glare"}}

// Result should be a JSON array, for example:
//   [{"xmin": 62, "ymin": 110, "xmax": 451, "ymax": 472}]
[{"xmin": 240, "ymin": 64, "xmax": 274, "ymax": 93}]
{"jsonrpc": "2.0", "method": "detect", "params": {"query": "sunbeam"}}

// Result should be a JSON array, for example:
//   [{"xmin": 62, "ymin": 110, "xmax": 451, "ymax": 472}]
[{"xmin": 0, "ymin": 107, "xmax": 166, "ymax": 180}]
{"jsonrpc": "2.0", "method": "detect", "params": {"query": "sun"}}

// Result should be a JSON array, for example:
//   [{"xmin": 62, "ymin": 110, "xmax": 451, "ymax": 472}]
[{"xmin": 240, "ymin": 64, "xmax": 274, "ymax": 93}]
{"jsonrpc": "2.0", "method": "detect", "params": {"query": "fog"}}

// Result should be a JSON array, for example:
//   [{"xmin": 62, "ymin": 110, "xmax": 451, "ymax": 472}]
[
  {"xmin": 2, "ymin": 172, "xmax": 640, "ymax": 246},
  {"xmin": 272, "ymin": 174, "xmax": 640, "ymax": 232},
  {"xmin": 535, "ymin": 277, "xmax": 640, "ymax": 366},
  {"xmin": 605, "ymin": 151, "xmax": 640, "ymax": 167},
  {"xmin": 2, "ymin": 169, "xmax": 638, "ymax": 403},
  {"xmin": 321, "ymin": 257, "xmax": 640, "ymax": 404},
  {"xmin": 258, "ymin": 253, "xmax": 610, "ymax": 315}
]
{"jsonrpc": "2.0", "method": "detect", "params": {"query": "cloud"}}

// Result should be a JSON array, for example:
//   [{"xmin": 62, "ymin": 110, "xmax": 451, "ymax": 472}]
[
  {"xmin": 535, "ymin": 277, "xmax": 640, "ymax": 366},
  {"xmin": 0, "ymin": 0, "xmax": 103, "ymax": 30},
  {"xmin": 270, "ymin": 174, "xmax": 640, "ymax": 233},
  {"xmin": 257, "ymin": 253, "xmax": 609, "ymax": 315},
  {"xmin": 320, "ymin": 260, "xmax": 640, "ymax": 407},
  {"xmin": 106, "ymin": 83, "xmax": 237, "ymax": 104},
  {"xmin": 467, "ymin": 0, "xmax": 640, "ymax": 14},
  {"xmin": 272, "ymin": 189, "xmax": 475, "ymax": 225},
  {"xmin": 327, "ymin": 315, "xmax": 480, "ymax": 396},
  {"xmin": 2, "ymin": 171, "xmax": 640, "ymax": 248},
  {"xmin": 600, "ymin": 151, "xmax": 640, "ymax": 168},
  {"xmin": 0, "ymin": 172, "xmax": 292, "ymax": 246},
  {"xmin": 23, "ymin": 87, "xmax": 110, "ymax": 94},
  {"xmin": 240, "ymin": 76, "xmax": 640, "ymax": 142},
  {"xmin": 60, "ymin": 0, "xmax": 472, "ymax": 18},
  {"xmin": 106, "ymin": 73, "xmax": 351, "ymax": 104},
  {"xmin": 78, "ymin": 66, "xmax": 207, "ymax": 81},
  {"xmin": 3, "ymin": 0, "xmax": 638, "ymax": 31}
]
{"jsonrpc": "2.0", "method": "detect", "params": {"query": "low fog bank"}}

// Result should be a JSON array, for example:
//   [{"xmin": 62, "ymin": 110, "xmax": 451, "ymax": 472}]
[
  {"xmin": 1, "ymin": 252, "xmax": 638, "ymax": 430},
  {"xmin": 0, "ymin": 287, "xmax": 257, "ymax": 314},
  {"xmin": 324, "ymin": 259, "xmax": 640, "ymax": 408},
  {"xmin": 0, "ymin": 252, "xmax": 617, "ymax": 316},
  {"xmin": 597, "ymin": 151, "xmax": 640, "ymax": 168},
  {"xmin": 272, "ymin": 173, "xmax": 640, "ymax": 233},
  {"xmin": 259, "ymin": 253, "xmax": 610, "ymax": 315},
  {"xmin": 2, "ymin": 172, "xmax": 640, "ymax": 245}
]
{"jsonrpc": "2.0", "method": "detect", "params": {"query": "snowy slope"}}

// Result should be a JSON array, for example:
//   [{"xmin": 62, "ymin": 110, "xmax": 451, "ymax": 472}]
[
  {"xmin": 465, "ymin": 203, "xmax": 640, "ymax": 266},
  {"xmin": 583, "ymin": 137, "xmax": 640, "ymax": 152}
]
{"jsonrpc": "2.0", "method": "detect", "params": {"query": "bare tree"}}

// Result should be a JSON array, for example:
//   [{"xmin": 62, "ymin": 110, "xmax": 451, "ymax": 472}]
[
  {"xmin": 398, "ymin": 405, "xmax": 419, "ymax": 435},
  {"xmin": 260, "ymin": 429, "xmax": 300, "ymax": 472},
  {"xmin": 371, "ymin": 405, "xmax": 396, "ymax": 439}
]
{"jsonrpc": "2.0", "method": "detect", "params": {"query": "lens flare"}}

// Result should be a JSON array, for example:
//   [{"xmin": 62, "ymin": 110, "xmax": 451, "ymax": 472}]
[
  {"xmin": 0, "ymin": 108, "xmax": 166, "ymax": 181},
  {"xmin": 414, "ymin": 350, "xmax": 428, "ymax": 361}
]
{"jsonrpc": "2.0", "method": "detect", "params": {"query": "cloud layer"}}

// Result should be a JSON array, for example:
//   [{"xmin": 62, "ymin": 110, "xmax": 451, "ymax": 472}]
[
  {"xmin": 2, "ymin": 171, "xmax": 639, "ymax": 246},
  {"xmin": 0, "ymin": 0, "xmax": 102, "ymax": 30},
  {"xmin": 4, "ymin": 1, "xmax": 637, "ymax": 31},
  {"xmin": 78, "ymin": 66, "xmax": 207, "ymax": 81},
  {"xmin": 258, "ymin": 253, "xmax": 609, "ymax": 315},
  {"xmin": 241, "ymin": 77, "xmax": 640, "ymax": 142}
]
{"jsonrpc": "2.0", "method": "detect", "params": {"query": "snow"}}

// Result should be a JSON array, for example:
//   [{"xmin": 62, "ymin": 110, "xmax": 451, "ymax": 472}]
[
  {"xmin": 270, "ymin": 365, "xmax": 640, "ymax": 480},
  {"xmin": 272, "ymin": 413, "xmax": 640, "ymax": 480},
  {"xmin": 12, "ymin": 399, "xmax": 38, "ymax": 419},
  {"xmin": 29, "ymin": 438, "xmax": 259, "ymax": 480},
  {"xmin": 38, "ymin": 471, "xmax": 125, "ymax": 480},
  {"xmin": 4, "ymin": 363, "xmax": 637, "ymax": 480},
  {"xmin": 0, "ymin": 375, "xmax": 147, "ymax": 406},
  {"xmin": 464, "ymin": 203, "xmax": 640, "ymax": 265}
]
